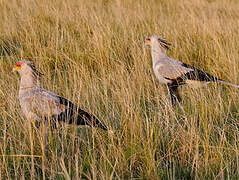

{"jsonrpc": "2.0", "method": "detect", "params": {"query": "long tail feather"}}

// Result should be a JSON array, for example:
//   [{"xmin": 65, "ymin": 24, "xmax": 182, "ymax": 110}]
[
  {"xmin": 218, "ymin": 80, "xmax": 239, "ymax": 88},
  {"xmin": 76, "ymin": 109, "xmax": 108, "ymax": 131},
  {"xmin": 57, "ymin": 96, "xmax": 109, "ymax": 131}
]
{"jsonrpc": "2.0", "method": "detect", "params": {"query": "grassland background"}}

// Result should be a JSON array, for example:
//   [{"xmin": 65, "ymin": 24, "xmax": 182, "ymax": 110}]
[{"xmin": 0, "ymin": 0, "xmax": 239, "ymax": 179}]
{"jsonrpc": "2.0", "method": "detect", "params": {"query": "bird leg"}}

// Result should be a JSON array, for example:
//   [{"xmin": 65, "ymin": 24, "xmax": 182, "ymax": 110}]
[{"xmin": 167, "ymin": 83, "xmax": 181, "ymax": 106}]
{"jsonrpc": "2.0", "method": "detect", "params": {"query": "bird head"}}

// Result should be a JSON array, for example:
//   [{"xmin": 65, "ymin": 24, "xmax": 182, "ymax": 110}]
[
  {"xmin": 13, "ymin": 60, "xmax": 43, "ymax": 77},
  {"xmin": 144, "ymin": 35, "xmax": 170, "ymax": 50}
]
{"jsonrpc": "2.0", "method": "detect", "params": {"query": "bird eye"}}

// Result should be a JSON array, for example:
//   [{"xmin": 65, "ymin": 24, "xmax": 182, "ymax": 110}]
[
  {"xmin": 15, "ymin": 62, "xmax": 22, "ymax": 67},
  {"xmin": 146, "ymin": 38, "xmax": 151, "ymax": 42}
]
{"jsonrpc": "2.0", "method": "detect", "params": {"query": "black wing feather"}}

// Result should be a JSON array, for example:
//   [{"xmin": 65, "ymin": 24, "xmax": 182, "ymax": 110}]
[
  {"xmin": 50, "ymin": 96, "xmax": 108, "ymax": 130},
  {"xmin": 181, "ymin": 63, "xmax": 219, "ymax": 82}
]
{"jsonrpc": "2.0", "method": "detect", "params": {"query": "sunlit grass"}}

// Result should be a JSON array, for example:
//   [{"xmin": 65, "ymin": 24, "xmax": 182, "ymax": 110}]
[{"xmin": 0, "ymin": 0, "xmax": 239, "ymax": 179}]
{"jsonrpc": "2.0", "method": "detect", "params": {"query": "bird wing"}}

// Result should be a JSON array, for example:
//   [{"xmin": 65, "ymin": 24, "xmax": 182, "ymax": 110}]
[
  {"xmin": 155, "ymin": 58, "xmax": 194, "ymax": 80},
  {"xmin": 30, "ymin": 88, "xmax": 67, "ymax": 117},
  {"xmin": 29, "ymin": 88, "xmax": 108, "ymax": 130},
  {"xmin": 156, "ymin": 58, "xmax": 219, "ymax": 82}
]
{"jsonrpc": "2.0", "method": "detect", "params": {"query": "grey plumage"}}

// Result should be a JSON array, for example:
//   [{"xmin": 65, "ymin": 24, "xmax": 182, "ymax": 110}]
[
  {"xmin": 145, "ymin": 35, "xmax": 239, "ymax": 106},
  {"xmin": 13, "ymin": 60, "xmax": 109, "ymax": 130}
]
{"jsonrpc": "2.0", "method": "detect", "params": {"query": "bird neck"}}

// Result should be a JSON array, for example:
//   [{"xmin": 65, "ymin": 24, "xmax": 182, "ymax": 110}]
[
  {"xmin": 151, "ymin": 45, "xmax": 167, "ymax": 64},
  {"xmin": 19, "ymin": 73, "xmax": 38, "ymax": 90}
]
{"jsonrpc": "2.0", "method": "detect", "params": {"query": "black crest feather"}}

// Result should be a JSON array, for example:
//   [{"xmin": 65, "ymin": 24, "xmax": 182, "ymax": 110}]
[
  {"xmin": 158, "ymin": 38, "xmax": 171, "ymax": 50},
  {"xmin": 27, "ymin": 62, "xmax": 44, "ymax": 77}
]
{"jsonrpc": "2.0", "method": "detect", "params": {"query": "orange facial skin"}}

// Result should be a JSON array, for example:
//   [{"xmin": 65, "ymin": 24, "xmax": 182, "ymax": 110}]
[{"xmin": 13, "ymin": 62, "xmax": 23, "ymax": 71}]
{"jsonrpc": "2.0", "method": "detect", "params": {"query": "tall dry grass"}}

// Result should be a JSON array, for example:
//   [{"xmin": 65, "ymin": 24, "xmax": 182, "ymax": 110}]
[{"xmin": 0, "ymin": 0, "xmax": 239, "ymax": 179}]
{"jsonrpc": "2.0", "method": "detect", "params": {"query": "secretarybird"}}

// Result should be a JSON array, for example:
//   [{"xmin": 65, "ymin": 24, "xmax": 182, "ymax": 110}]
[
  {"xmin": 145, "ymin": 35, "xmax": 239, "ymax": 106},
  {"xmin": 13, "ymin": 60, "xmax": 110, "ymax": 131}
]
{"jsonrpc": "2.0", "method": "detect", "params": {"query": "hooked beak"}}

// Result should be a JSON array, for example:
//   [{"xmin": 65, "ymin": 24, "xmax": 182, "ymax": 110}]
[
  {"xmin": 12, "ymin": 66, "xmax": 18, "ymax": 72},
  {"xmin": 143, "ymin": 39, "xmax": 150, "ymax": 55}
]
